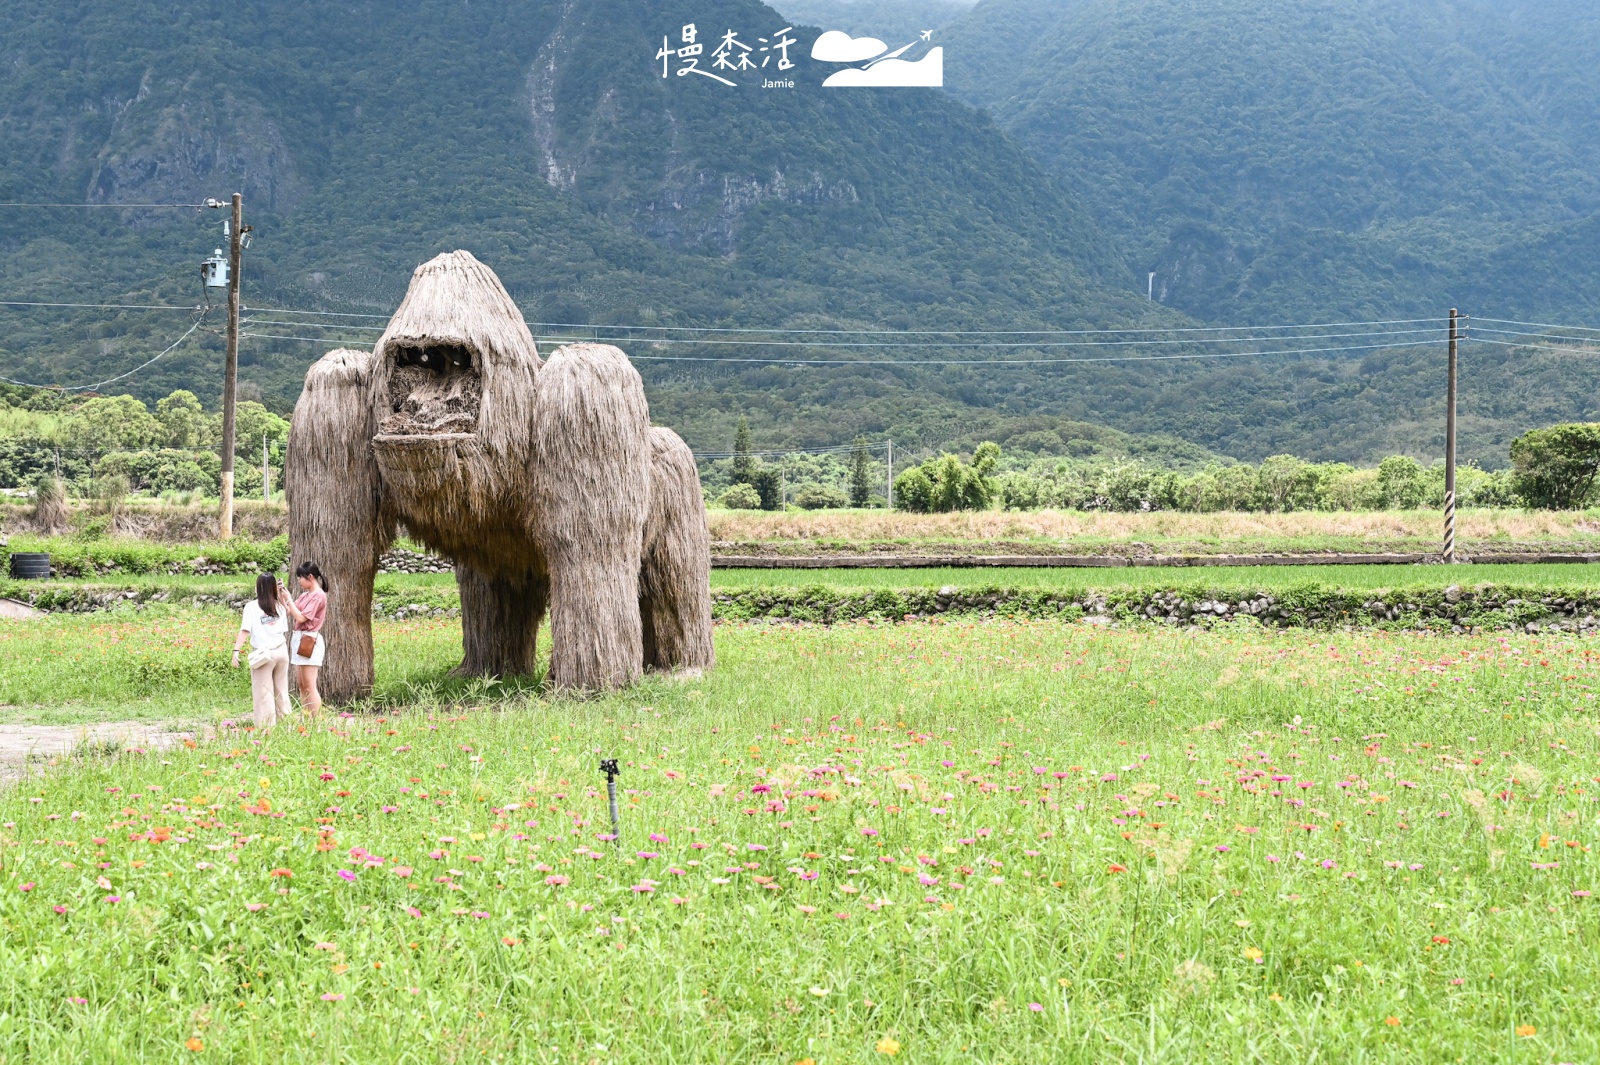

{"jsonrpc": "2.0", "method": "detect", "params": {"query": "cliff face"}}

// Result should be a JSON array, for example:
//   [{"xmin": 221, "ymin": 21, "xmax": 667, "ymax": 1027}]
[{"xmin": 87, "ymin": 85, "xmax": 302, "ymax": 214}]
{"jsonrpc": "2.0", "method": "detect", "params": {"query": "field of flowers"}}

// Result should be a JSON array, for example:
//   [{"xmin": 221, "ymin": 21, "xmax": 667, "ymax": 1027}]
[{"xmin": 0, "ymin": 614, "xmax": 1597, "ymax": 1061}]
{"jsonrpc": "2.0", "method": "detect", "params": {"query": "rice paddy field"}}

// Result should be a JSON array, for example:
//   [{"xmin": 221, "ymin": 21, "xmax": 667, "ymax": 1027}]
[{"xmin": 1, "ymin": 608, "xmax": 1599, "ymax": 1061}]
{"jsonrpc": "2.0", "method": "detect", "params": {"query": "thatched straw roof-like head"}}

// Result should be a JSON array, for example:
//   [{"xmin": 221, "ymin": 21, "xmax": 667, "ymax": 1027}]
[{"xmin": 370, "ymin": 250, "xmax": 539, "ymax": 461}]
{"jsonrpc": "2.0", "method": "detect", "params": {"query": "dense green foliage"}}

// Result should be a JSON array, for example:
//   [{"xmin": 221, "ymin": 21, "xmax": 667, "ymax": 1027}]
[
  {"xmin": 946, "ymin": 0, "xmax": 1600, "ymax": 323},
  {"xmin": 0, "ymin": 388, "xmax": 286, "ymax": 494},
  {"xmin": 994, "ymin": 452, "xmax": 1518, "ymax": 513},
  {"xmin": 893, "ymin": 441, "xmax": 999, "ymax": 512},
  {"xmin": 1509, "ymin": 423, "xmax": 1600, "ymax": 510}
]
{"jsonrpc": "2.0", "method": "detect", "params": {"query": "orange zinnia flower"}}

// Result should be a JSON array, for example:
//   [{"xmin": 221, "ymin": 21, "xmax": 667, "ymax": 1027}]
[{"xmin": 269, "ymin": 868, "xmax": 292, "ymax": 878}]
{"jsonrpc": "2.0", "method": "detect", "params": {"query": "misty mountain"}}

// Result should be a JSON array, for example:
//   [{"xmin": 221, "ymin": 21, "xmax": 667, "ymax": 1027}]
[
  {"xmin": 0, "ymin": 0, "xmax": 1595, "ymax": 468},
  {"xmin": 945, "ymin": 0, "xmax": 1600, "ymax": 324}
]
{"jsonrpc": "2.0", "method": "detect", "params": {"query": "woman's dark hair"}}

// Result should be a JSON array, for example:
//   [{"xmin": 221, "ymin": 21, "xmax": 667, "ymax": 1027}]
[
  {"xmin": 295, "ymin": 560, "xmax": 329, "ymax": 592},
  {"xmin": 255, "ymin": 573, "xmax": 279, "ymax": 617}
]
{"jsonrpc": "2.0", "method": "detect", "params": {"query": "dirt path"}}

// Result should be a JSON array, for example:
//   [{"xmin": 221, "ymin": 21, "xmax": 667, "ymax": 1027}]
[{"xmin": 0, "ymin": 722, "xmax": 206, "ymax": 784}]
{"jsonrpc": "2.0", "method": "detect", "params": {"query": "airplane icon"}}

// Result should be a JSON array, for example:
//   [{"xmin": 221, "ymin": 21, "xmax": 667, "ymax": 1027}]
[{"xmin": 920, "ymin": 30, "xmax": 933, "ymax": 41}]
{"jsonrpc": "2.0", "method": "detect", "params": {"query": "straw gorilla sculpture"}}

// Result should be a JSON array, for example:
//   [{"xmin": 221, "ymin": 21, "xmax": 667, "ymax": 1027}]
[{"xmin": 285, "ymin": 251, "xmax": 713, "ymax": 703}]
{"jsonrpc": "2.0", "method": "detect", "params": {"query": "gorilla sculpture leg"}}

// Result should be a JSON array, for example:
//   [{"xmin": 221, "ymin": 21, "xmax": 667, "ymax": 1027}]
[
  {"xmin": 640, "ymin": 427, "xmax": 715, "ymax": 674},
  {"xmin": 455, "ymin": 562, "xmax": 547, "ymax": 679},
  {"xmin": 533, "ymin": 344, "xmax": 651, "ymax": 690}
]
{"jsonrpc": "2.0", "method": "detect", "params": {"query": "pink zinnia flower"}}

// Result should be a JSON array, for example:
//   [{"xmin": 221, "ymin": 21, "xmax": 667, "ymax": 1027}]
[
  {"xmin": 1028, "ymin": 1002, "xmax": 1044, "ymax": 1012},
  {"xmin": 337, "ymin": 869, "xmax": 357, "ymax": 882},
  {"xmin": 545, "ymin": 875, "xmax": 569, "ymax": 887},
  {"xmin": 320, "ymin": 993, "xmax": 343, "ymax": 1001},
  {"xmin": 18, "ymin": 883, "xmax": 33, "ymax": 893},
  {"xmin": 245, "ymin": 903, "xmax": 266, "ymax": 912}
]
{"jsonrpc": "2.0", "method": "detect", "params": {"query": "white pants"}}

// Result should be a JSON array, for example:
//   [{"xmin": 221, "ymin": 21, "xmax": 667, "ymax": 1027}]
[{"xmin": 250, "ymin": 646, "xmax": 291, "ymax": 729}]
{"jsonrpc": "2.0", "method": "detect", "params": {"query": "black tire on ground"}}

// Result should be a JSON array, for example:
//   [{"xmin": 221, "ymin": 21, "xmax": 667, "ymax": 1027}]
[{"xmin": 7, "ymin": 553, "xmax": 51, "ymax": 579}]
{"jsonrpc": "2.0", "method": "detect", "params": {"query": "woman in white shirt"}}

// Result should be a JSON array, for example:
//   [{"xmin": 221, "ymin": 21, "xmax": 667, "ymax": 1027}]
[{"xmin": 231, "ymin": 573, "xmax": 291, "ymax": 729}]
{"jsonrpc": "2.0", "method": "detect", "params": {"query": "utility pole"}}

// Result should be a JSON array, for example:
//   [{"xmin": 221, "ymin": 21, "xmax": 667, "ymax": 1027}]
[
  {"xmin": 262, "ymin": 433, "xmax": 271, "ymax": 502},
  {"xmin": 886, "ymin": 439, "xmax": 894, "ymax": 510},
  {"xmin": 1443, "ymin": 308, "xmax": 1459, "ymax": 564},
  {"xmin": 218, "ymin": 193, "xmax": 243, "ymax": 539}
]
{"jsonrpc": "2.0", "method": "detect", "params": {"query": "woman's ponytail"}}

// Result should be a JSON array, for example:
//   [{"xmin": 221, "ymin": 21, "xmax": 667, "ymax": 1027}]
[{"xmin": 295, "ymin": 560, "xmax": 329, "ymax": 592}]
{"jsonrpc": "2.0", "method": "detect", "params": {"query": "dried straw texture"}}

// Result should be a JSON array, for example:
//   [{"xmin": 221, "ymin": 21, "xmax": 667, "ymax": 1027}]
[
  {"xmin": 455, "ymin": 563, "xmax": 548, "ymax": 679},
  {"xmin": 640, "ymin": 428, "xmax": 714, "ymax": 674},
  {"xmin": 369, "ymin": 250, "xmax": 539, "ymax": 463},
  {"xmin": 532, "ymin": 343, "xmax": 651, "ymax": 690},
  {"xmin": 29, "ymin": 475, "xmax": 69, "ymax": 535},
  {"xmin": 368, "ymin": 250, "xmax": 540, "ymax": 572},
  {"xmin": 372, "ymin": 434, "xmax": 531, "ymax": 574},
  {"xmin": 287, "ymin": 348, "xmax": 389, "ymax": 704}
]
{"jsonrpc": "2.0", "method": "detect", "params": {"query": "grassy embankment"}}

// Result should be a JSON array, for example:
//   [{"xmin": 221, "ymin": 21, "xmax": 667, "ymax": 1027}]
[{"xmin": 0, "ymin": 617, "xmax": 1595, "ymax": 1059}]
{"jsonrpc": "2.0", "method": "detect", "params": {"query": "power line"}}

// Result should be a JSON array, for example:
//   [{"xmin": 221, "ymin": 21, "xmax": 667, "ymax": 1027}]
[
  {"xmin": 0, "ymin": 300, "xmax": 199, "ymax": 312},
  {"xmin": 1471, "ymin": 316, "xmax": 1600, "ymax": 334},
  {"xmin": 0, "ymin": 202, "xmax": 208, "ymax": 209},
  {"xmin": 528, "ymin": 326, "xmax": 1441, "ymax": 350},
  {"xmin": 1467, "ymin": 336, "xmax": 1600, "ymax": 356},
  {"xmin": 253, "ymin": 302, "xmax": 1448, "ymax": 336},
  {"xmin": 241, "ymin": 318, "xmax": 1441, "ymax": 349},
  {"xmin": 0, "ymin": 310, "xmax": 207, "ymax": 392},
  {"xmin": 522, "ymin": 316, "xmax": 1449, "ymax": 337},
  {"xmin": 242, "ymin": 331, "xmax": 1444, "ymax": 365}
]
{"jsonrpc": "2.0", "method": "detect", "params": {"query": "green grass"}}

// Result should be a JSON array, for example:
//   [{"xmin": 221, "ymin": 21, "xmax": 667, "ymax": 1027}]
[
  {"xmin": 0, "ymin": 609, "xmax": 480, "ymax": 726},
  {"xmin": 711, "ymin": 562, "xmax": 1600, "ymax": 593},
  {"xmin": 0, "ymin": 613, "xmax": 1597, "ymax": 1059},
  {"xmin": 12, "ymin": 562, "xmax": 1600, "ymax": 610}
]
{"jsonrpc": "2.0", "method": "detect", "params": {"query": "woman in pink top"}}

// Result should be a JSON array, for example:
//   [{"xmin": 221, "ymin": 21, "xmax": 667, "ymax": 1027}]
[{"xmin": 279, "ymin": 560, "xmax": 329, "ymax": 716}]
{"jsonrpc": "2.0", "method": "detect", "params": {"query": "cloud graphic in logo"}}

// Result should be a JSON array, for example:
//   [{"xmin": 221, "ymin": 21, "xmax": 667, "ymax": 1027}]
[
  {"xmin": 811, "ymin": 30, "xmax": 888, "ymax": 63},
  {"xmin": 823, "ymin": 47, "xmax": 944, "ymax": 87}
]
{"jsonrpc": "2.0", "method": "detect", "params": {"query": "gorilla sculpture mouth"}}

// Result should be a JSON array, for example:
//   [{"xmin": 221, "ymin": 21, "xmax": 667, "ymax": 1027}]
[{"xmin": 378, "ymin": 342, "xmax": 482, "ymax": 436}]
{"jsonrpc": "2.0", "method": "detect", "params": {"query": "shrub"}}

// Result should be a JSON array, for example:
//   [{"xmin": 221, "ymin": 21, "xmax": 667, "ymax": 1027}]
[
  {"xmin": 894, "ymin": 443, "xmax": 1000, "ymax": 512},
  {"xmin": 30, "ymin": 473, "xmax": 69, "ymax": 534},
  {"xmin": 717, "ymin": 483, "xmax": 762, "ymax": 509},
  {"xmin": 1377, "ymin": 456, "xmax": 1426, "ymax": 509},
  {"xmin": 1510, "ymin": 423, "xmax": 1600, "ymax": 509},
  {"xmin": 793, "ymin": 483, "xmax": 849, "ymax": 510},
  {"xmin": 892, "ymin": 466, "xmax": 935, "ymax": 513}
]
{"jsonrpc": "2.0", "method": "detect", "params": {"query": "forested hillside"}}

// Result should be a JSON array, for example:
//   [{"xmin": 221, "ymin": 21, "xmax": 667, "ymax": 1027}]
[
  {"xmin": 945, "ymin": 0, "xmax": 1600, "ymax": 324},
  {"xmin": 0, "ymin": 0, "xmax": 1595, "ymax": 468}
]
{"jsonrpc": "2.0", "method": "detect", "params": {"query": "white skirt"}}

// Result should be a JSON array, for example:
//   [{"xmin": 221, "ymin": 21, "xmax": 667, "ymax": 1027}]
[{"xmin": 290, "ymin": 630, "xmax": 326, "ymax": 667}]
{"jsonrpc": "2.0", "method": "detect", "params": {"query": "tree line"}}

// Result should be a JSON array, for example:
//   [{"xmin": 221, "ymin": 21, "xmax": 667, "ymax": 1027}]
[
  {"xmin": 709, "ymin": 419, "xmax": 1600, "ymax": 513},
  {"xmin": 0, "ymin": 385, "xmax": 289, "ymax": 500}
]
